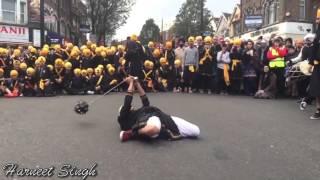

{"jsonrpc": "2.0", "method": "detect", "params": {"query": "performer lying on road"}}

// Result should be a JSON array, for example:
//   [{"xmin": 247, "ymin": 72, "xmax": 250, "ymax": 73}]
[{"xmin": 118, "ymin": 76, "xmax": 200, "ymax": 142}]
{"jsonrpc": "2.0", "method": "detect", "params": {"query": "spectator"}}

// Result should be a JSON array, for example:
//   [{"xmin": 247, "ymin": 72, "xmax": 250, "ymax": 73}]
[
  {"xmin": 242, "ymin": 40, "xmax": 258, "ymax": 96},
  {"xmin": 183, "ymin": 36, "xmax": 199, "ymax": 93},
  {"xmin": 267, "ymin": 38, "xmax": 288, "ymax": 97},
  {"xmin": 216, "ymin": 44, "xmax": 231, "ymax": 95},
  {"xmin": 255, "ymin": 66, "xmax": 277, "ymax": 99},
  {"xmin": 229, "ymin": 39, "xmax": 243, "ymax": 94},
  {"xmin": 174, "ymin": 38, "xmax": 186, "ymax": 70}
]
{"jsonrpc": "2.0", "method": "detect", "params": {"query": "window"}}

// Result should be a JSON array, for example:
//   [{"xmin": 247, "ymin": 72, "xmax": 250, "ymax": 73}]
[
  {"xmin": 299, "ymin": 0, "xmax": 306, "ymax": 20},
  {"xmin": 264, "ymin": 5, "xmax": 269, "ymax": 25},
  {"xmin": 65, "ymin": 25, "xmax": 70, "ymax": 38},
  {"xmin": 275, "ymin": 0, "xmax": 280, "ymax": 22},
  {"xmin": 45, "ymin": 16, "xmax": 58, "ymax": 32},
  {"xmin": 265, "ymin": 0, "xmax": 279, "ymax": 25},
  {"xmin": 234, "ymin": 22, "xmax": 240, "ymax": 36},
  {"xmin": 2, "ymin": 0, "xmax": 16, "ymax": 23},
  {"xmin": 60, "ymin": 21, "xmax": 66, "ymax": 36},
  {"xmin": 268, "ymin": 2, "xmax": 275, "ymax": 24},
  {"xmin": 20, "ymin": 1, "xmax": 26, "ymax": 24}
]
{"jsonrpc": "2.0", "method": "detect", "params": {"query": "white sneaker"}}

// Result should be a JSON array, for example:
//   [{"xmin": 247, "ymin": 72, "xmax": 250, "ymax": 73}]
[
  {"xmin": 87, "ymin": 91, "xmax": 95, "ymax": 95},
  {"xmin": 300, "ymin": 102, "xmax": 307, "ymax": 111}
]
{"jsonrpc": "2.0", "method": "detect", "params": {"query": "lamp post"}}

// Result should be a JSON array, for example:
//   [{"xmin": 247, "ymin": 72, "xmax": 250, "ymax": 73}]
[
  {"xmin": 200, "ymin": 0, "xmax": 204, "ymax": 35},
  {"xmin": 40, "ymin": 0, "xmax": 45, "ymax": 47}
]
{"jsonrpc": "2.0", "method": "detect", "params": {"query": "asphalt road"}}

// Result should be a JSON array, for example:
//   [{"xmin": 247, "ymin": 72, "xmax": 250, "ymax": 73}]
[{"xmin": 0, "ymin": 93, "xmax": 320, "ymax": 180}]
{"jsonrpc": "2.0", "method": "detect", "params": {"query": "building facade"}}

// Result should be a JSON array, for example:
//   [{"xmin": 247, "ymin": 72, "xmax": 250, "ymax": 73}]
[
  {"xmin": 240, "ymin": 0, "xmax": 314, "ymax": 41},
  {"xmin": 29, "ymin": 0, "xmax": 88, "ymax": 47},
  {"xmin": 0, "ymin": 0, "xmax": 30, "ymax": 45},
  {"xmin": 0, "ymin": 0, "xmax": 87, "ymax": 47},
  {"xmin": 215, "ymin": 13, "xmax": 231, "ymax": 37},
  {"xmin": 211, "ymin": 17, "xmax": 219, "ymax": 34},
  {"xmin": 228, "ymin": 4, "xmax": 241, "ymax": 38}
]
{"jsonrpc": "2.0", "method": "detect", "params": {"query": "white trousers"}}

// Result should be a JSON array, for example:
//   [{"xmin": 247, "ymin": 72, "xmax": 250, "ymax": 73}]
[{"xmin": 147, "ymin": 116, "xmax": 200, "ymax": 138}]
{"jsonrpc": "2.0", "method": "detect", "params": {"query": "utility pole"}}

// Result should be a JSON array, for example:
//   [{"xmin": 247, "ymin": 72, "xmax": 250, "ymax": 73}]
[
  {"xmin": 40, "ymin": 0, "xmax": 45, "ymax": 47},
  {"xmin": 161, "ymin": 18, "xmax": 164, "ymax": 42},
  {"xmin": 200, "ymin": 0, "xmax": 204, "ymax": 35},
  {"xmin": 240, "ymin": 0, "xmax": 243, "ymax": 34}
]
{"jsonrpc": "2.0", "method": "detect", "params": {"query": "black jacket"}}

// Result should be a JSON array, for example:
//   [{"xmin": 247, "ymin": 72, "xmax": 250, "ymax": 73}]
[{"xmin": 118, "ymin": 95, "xmax": 181, "ymax": 140}]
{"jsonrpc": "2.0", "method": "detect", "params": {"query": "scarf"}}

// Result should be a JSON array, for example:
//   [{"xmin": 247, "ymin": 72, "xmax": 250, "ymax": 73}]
[
  {"xmin": 96, "ymin": 75, "xmax": 103, "ymax": 86},
  {"xmin": 223, "ymin": 64, "xmax": 230, "ymax": 86},
  {"xmin": 200, "ymin": 49, "xmax": 212, "ymax": 65},
  {"xmin": 231, "ymin": 59, "xmax": 241, "ymax": 71}
]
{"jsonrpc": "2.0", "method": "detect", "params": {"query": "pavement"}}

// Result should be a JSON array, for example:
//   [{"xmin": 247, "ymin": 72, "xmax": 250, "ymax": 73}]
[{"xmin": 0, "ymin": 93, "xmax": 320, "ymax": 180}]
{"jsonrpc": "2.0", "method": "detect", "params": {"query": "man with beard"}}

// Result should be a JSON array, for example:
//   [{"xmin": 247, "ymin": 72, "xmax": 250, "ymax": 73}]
[
  {"xmin": 183, "ymin": 37, "xmax": 199, "ymax": 93},
  {"xmin": 174, "ymin": 38, "xmax": 186, "ymax": 68},
  {"xmin": 145, "ymin": 41, "xmax": 156, "ymax": 64},
  {"xmin": 198, "ymin": 36, "xmax": 215, "ymax": 94},
  {"xmin": 229, "ymin": 39, "xmax": 243, "ymax": 94},
  {"xmin": 164, "ymin": 41, "xmax": 176, "ymax": 70},
  {"xmin": 309, "ymin": 9, "xmax": 320, "ymax": 119},
  {"xmin": 35, "ymin": 56, "xmax": 54, "ymax": 97},
  {"xmin": 289, "ymin": 33, "xmax": 315, "ymax": 104}
]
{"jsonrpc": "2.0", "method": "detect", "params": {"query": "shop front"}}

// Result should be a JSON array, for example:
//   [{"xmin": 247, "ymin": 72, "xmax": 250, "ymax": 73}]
[
  {"xmin": 0, "ymin": 25, "xmax": 30, "ymax": 47},
  {"xmin": 241, "ymin": 22, "xmax": 313, "ymax": 41},
  {"xmin": 46, "ymin": 31, "xmax": 64, "ymax": 47}
]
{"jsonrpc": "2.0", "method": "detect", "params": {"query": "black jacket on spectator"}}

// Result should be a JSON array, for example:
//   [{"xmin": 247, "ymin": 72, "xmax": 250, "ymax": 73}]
[
  {"xmin": 125, "ymin": 40, "xmax": 145, "ymax": 79},
  {"xmin": 309, "ymin": 24, "xmax": 320, "ymax": 97}
]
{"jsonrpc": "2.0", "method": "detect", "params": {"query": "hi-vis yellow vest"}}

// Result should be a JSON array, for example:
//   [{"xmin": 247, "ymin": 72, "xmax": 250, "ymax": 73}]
[{"xmin": 269, "ymin": 48, "xmax": 285, "ymax": 68}]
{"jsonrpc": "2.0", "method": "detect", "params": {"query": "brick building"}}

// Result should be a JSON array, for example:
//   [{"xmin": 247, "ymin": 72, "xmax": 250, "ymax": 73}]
[
  {"xmin": 228, "ymin": 4, "xmax": 241, "ymax": 38},
  {"xmin": 240, "ymin": 0, "xmax": 314, "ymax": 41}
]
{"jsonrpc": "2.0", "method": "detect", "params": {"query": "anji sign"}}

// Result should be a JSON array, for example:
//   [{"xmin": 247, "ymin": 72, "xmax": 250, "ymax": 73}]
[{"xmin": 0, "ymin": 25, "xmax": 29, "ymax": 43}]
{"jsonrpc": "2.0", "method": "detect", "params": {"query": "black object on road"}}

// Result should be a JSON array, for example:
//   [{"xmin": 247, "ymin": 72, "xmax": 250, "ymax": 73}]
[
  {"xmin": 74, "ymin": 77, "xmax": 138, "ymax": 115},
  {"xmin": 74, "ymin": 100, "xmax": 89, "ymax": 114}
]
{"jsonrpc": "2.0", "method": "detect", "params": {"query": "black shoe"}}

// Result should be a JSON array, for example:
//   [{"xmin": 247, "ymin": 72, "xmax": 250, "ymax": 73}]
[{"xmin": 310, "ymin": 112, "xmax": 320, "ymax": 120}]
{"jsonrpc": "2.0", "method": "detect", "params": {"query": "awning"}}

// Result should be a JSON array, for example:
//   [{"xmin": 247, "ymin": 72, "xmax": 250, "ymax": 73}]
[{"xmin": 0, "ymin": 41, "xmax": 32, "ymax": 46}]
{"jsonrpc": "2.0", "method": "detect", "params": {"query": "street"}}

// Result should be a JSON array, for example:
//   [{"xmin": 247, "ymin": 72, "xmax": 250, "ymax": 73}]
[{"xmin": 0, "ymin": 93, "xmax": 320, "ymax": 180}]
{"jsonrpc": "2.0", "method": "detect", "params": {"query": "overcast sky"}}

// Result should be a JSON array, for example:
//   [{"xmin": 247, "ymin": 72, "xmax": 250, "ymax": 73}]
[{"xmin": 114, "ymin": 0, "xmax": 240, "ymax": 40}]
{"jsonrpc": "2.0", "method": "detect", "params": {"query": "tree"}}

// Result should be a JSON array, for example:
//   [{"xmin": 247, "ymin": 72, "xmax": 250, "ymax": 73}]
[
  {"xmin": 139, "ymin": 19, "xmax": 161, "ymax": 45},
  {"xmin": 88, "ymin": 0, "xmax": 135, "ymax": 44},
  {"xmin": 173, "ymin": 0, "xmax": 213, "ymax": 38}
]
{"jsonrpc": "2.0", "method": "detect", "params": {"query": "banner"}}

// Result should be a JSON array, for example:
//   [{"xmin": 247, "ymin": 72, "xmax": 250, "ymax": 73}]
[{"xmin": 0, "ymin": 25, "xmax": 29, "ymax": 43}]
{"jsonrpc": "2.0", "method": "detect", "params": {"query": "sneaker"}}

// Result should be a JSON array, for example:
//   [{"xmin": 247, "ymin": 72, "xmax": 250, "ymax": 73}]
[
  {"xmin": 300, "ymin": 102, "xmax": 307, "ymax": 111},
  {"xmin": 310, "ymin": 112, "xmax": 320, "ymax": 120},
  {"xmin": 120, "ymin": 130, "xmax": 133, "ymax": 142},
  {"xmin": 87, "ymin": 91, "xmax": 95, "ymax": 95}
]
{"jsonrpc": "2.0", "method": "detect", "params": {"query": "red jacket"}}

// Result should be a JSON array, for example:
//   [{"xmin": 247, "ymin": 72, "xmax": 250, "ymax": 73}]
[{"xmin": 267, "ymin": 47, "xmax": 288, "ymax": 61}]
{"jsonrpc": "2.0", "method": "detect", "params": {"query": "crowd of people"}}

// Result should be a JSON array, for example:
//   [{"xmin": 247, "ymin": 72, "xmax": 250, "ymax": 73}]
[{"xmin": 0, "ymin": 19, "xmax": 319, "ymax": 119}]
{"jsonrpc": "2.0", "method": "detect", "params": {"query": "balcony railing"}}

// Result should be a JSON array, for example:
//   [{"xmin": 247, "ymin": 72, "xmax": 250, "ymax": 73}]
[{"xmin": 0, "ymin": 10, "xmax": 27, "ymax": 25}]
